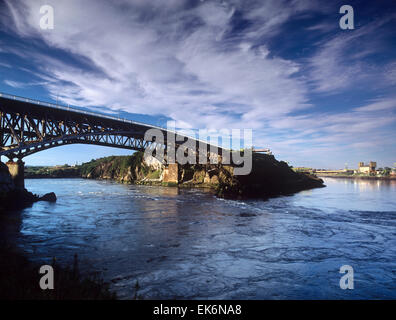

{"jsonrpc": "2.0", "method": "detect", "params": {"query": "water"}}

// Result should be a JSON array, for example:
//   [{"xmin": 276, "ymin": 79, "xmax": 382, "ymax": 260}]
[{"xmin": 4, "ymin": 178, "xmax": 396, "ymax": 299}]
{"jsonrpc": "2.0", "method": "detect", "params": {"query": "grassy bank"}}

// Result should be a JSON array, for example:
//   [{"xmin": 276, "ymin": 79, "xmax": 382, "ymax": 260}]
[{"xmin": 25, "ymin": 165, "xmax": 80, "ymax": 179}]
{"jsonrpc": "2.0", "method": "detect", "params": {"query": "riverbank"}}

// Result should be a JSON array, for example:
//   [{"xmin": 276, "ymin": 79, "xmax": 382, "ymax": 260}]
[
  {"xmin": 25, "ymin": 165, "xmax": 80, "ymax": 179},
  {"xmin": 0, "ymin": 171, "xmax": 116, "ymax": 299},
  {"xmin": 0, "ymin": 241, "xmax": 116, "ymax": 300},
  {"xmin": 317, "ymin": 174, "xmax": 396, "ymax": 180}
]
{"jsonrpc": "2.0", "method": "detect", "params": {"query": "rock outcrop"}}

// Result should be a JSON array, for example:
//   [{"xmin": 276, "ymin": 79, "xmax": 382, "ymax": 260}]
[
  {"xmin": 0, "ymin": 162, "xmax": 57, "ymax": 212},
  {"xmin": 79, "ymin": 152, "xmax": 325, "ymax": 199},
  {"xmin": 0, "ymin": 162, "xmax": 37, "ymax": 211},
  {"xmin": 39, "ymin": 192, "xmax": 57, "ymax": 202},
  {"xmin": 216, "ymin": 153, "xmax": 325, "ymax": 199}
]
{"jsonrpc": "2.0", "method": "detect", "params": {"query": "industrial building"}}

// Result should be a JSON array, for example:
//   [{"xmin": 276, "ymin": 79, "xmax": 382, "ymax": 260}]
[{"xmin": 357, "ymin": 162, "xmax": 377, "ymax": 174}]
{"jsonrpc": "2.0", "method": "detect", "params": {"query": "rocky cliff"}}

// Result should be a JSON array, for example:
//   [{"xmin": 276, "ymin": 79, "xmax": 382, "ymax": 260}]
[{"xmin": 79, "ymin": 152, "xmax": 325, "ymax": 199}]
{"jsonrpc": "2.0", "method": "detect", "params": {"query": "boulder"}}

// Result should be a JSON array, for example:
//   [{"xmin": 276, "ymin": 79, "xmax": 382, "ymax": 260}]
[{"xmin": 39, "ymin": 192, "xmax": 57, "ymax": 202}]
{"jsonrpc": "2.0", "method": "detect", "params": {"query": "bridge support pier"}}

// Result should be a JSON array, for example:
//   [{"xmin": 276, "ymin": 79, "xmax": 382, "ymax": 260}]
[
  {"xmin": 6, "ymin": 159, "xmax": 25, "ymax": 190},
  {"xmin": 163, "ymin": 163, "xmax": 179, "ymax": 184}
]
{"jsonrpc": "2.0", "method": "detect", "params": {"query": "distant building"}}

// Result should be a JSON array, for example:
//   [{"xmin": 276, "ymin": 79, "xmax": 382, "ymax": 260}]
[{"xmin": 358, "ymin": 161, "xmax": 376, "ymax": 174}]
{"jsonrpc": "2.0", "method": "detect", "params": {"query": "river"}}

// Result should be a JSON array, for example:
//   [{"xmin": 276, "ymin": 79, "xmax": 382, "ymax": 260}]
[{"xmin": 3, "ymin": 178, "xmax": 396, "ymax": 299}]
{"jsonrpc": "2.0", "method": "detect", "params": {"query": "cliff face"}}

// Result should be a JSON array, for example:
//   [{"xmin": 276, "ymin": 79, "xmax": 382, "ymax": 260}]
[
  {"xmin": 80, "ymin": 153, "xmax": 150, "ymax": 183},
  {"xmin": 79, "ymin": 152, "xmax": 325, "ymax": 199}
]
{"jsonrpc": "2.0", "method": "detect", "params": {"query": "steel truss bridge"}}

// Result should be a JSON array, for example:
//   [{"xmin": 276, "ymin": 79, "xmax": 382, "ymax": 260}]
[{"xmin": 0, "ymin": 92, "xmax": 226, "ymax": 161}]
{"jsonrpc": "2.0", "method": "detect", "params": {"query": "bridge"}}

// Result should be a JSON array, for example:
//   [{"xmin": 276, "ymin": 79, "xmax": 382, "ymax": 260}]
[{"xmin": 0, "ymin": 92, "xmax": 232, "ymax": 188}]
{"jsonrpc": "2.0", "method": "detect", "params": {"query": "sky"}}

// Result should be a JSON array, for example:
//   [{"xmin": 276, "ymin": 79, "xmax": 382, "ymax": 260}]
[{"xmin": 0, "ymin": 0, "xmax": 395, "ymax": 169}]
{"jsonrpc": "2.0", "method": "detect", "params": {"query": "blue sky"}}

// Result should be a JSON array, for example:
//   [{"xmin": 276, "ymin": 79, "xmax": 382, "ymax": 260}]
[{"xmin": 0, "ymin": 0, "xmax": 395, "ymax": 169}]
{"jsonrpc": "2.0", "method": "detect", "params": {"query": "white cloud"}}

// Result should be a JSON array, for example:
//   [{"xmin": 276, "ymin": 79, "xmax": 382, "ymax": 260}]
[
  {"xmin": 262, "ymin": 96, "xmax": 396, "ymax": 166},
  {"xmin": 354, "ymin": 98, "xmax": 396, "ymax": 112},
  {"xmin": 3, "ymin": 0, "xmax": 313, "ymax": 131}
]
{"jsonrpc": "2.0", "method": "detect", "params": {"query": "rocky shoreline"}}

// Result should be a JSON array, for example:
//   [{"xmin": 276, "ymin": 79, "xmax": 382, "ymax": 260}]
[
  {"xmin": 74, "ymin": 152, "xmax": 325, "ymax": 199},
  {"xmin": 3, "ymin": 152, "xmax": 325, "ymax": 212},
  {"xmin": 0, "ymin": 162, "xmax": 57, "ymax": 212}
]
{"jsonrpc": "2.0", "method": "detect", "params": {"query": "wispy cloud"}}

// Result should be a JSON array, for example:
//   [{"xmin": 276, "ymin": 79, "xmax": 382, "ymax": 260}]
[
  {"xmin": 354, "ymin": 98, "xmax": 396, "ymax": 112},
  {"xmin": 0, "ymin": 62, "xmax": 11, "ymax": 68},
  {"xmin": 4, "ymin": 79, "xmax": 26, "ymax": 88},
  {"xmin": 263, "ymin": 95, "xmax": 396, "ymax": 166},
  {"xmin": 308, "ymin": 15, "xmax": 396, "ymax": 93},
  {"xmin": 2, "ymin": 0, "xmax": 314, "ymax": 130}
]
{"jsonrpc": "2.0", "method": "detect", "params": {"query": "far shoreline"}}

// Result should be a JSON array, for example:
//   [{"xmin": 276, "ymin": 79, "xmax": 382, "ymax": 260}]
[
  {"xmin": 317, "ymin": 174, "xmax": 396, "ymax": 180},
  {"xmin": 26, "ymin": 174, "xmax": 396, "ymax": 181}
]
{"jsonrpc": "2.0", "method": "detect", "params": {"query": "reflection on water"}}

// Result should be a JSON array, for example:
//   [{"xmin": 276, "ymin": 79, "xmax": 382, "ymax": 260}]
[
  {"xmin": 292, "ymin": 178, "xmax": 396, "ymax": 212},
  {"xmin": 5, "ymin": 178, "xmax": 396, "ymax": 299}
]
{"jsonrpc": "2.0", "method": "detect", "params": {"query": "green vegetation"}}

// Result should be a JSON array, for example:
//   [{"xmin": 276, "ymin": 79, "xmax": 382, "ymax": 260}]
[
  {"xmin": 146, "ymin": 169, "xmax": 161, "ymax": 179},
  {"xmin": 80, "ymin": 156, "xmax": 133, "ymax": 177},
  {"xmin": 292, "ymin": 167, "xmax": 314, "ymax": 174},
  {"xmin": 338, "ymin": 171, "xmax": 354, "ymax": 176},
  {"xmin": 25, "ymin": 165, "xmax": 80, "ymax": 178},
  {"xmin": 162, "ymin": 182, "xmax": 178, "ymax": 187},
  {"xmin": 79, "ymin": 152, "xmax": 149, "ymax": 181},
  {"xmin": 23, "ymin": 153, "xmax": 151, "ymax": 183},
  {"xmin": 382, "ymin": 167, "xmax": 392, "ymax": 176}
]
